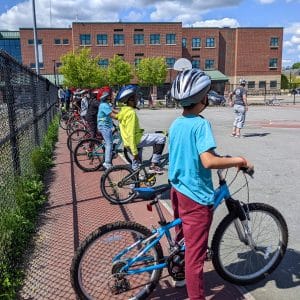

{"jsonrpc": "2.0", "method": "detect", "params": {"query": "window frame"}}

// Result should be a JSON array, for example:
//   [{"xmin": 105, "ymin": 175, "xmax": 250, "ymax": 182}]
[
  {"xmin": 54, "ymin": 38, "xmax": 61, "ymax": 45},
  {"xmin": 205, "ymin": 37, "xmax": 215, "ymax": 48},
  {"xmin": 80, "ymin": 34, "xmax": 91, "ymax": 46},
  {"xmin": 192, "ymin": 37, "xmax": 201, "ymax": 49},
  {"xmin": 113, "ymin": 34, "xmax": 125, "ymax": 46},
  {"xmin": 182, "ymin": 37, "xmax": 187, "ymax": 48},
  {"xmin": 204, "ymin": 59, "xmax": 215, "ymax": 70},
  {"xmin": 270, "ymin": 80, "xmax": 278, "ymax": 89},
  {"xmin": 166, "ymin": 33, "xmax": 176, "ymax": 45},
  {"xmin": 270, "ymin": 37, "xmax": 279, "ymax": 48},
  {"xmin": 269, "ymin": 58, "xmax": 278, "ymax": 69},
  {"xmin": 166, "ymin": 57, "xmax": 176, "ymax": 68},
  {"xmin": 96, "ymin": 34, "xmax": 108, "ymax": 46},
  {"xmin": 98, "ymin": 58, "xmax": 109, "ymax": 68},
  {"xmin": 133, "ymin": 33, "xmax": 144, "ymax": 45},
  {"xmin": 247, "ymin": 81, "xmax": 255, "ymax": 89},
  {"xmin": 150, "ymin": 34, "xmax": 160, "ymax": 45}
]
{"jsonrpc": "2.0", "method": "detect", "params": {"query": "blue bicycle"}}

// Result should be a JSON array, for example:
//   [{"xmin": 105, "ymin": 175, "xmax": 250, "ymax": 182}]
[{"xmin": 71, "ymin": 167, "xmax": 288, "ymax": 299}]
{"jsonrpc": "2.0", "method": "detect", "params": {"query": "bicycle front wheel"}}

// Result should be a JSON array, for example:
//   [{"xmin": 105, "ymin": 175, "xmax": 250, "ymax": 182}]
[
  {"xmin": 74, "ymin": 138, "xmax": 104, "ymax": 172},
  {"xmin": 71, "ymin": 221, "xmax": 164, "ymax": 300},
  {"xmin": 100, "ymin": 165, "xmax": 138, "ymax": 204},
  {"xmin": 211, "ymin": 203, "xmax": 288, "ymax": 285}
]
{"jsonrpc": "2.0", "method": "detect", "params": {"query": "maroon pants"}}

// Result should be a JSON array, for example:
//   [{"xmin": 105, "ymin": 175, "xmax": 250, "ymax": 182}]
[{"xmin": 171, "ymin": 188, "xmax": 213, "ymax": 300}]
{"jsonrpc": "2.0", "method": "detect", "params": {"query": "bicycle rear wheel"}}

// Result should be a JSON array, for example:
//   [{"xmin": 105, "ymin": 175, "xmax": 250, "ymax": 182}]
[
  {"xmin": 67, "ymin": 129, "xmax": 90, "ymax": 153},
  {"xmin": 74, "ymin": 138, "xmax": 104, "ymax": 172},
  {"xmin": 100, "ymin": 165, "xmax": 138, "ymax": 204},
  {"xmin": 211, "ymin": 203, "xmax": 288, "ymax": 285},
  {"xmin": 71, "ymin": 221, "xmax": 164, "ymax": 300}
]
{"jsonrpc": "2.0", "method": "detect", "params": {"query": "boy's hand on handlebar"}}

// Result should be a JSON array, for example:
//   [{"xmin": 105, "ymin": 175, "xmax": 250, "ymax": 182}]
[{"xmin": 237, "ymin": 157, "xmax": 254, "ymax": 176}]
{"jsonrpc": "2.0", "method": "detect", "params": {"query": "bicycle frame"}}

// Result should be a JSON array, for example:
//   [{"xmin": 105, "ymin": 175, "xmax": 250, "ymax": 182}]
[{"xmin": 112, "ymin": 174, "xmax": 240, "ymax": 276}]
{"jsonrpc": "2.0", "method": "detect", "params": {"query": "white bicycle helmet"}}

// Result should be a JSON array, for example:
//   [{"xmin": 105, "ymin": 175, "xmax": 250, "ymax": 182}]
[
  {"xmin": 171, "ymin": 68, "xmax": 211, "ymax": 107},
  {"xmin": 239, "ymin": 78, "xmax": 247, "ymax": 85}
]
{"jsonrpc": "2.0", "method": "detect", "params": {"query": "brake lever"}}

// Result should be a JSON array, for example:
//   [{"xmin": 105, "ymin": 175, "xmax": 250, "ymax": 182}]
[{"xmin": 240, "ymin": 167, "xmax": 254, "ymax": 178}]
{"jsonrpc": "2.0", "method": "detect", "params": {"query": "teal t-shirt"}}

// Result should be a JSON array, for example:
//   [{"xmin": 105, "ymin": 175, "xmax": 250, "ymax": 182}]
[
  {"xmin": 168, "ymin": 115, "xmax": 216, "ymax": 206},
  {"xmin": 97, "ymin": 102, "xmax": 113, "ymax": 128}
]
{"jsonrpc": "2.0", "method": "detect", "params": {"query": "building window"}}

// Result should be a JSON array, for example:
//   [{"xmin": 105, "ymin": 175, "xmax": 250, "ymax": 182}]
[
  {"xmin": 270, "ymin": 37, "xmax": 279, "ymax": 48},
  {"xmin": 166, "ymin": 57, "xmax": 175, "ymax": 68},
  {"xmin": 114, "ymin": 34, "xmax": 124, "ymax": 45},
  {"xmin": 98, "ymin": 59, "xmax": 109, "ymax": 68},
  {"xmin": 269, "ymin": 58, "xmax": 278, "ymax": 69},
  {"xmin": 270, "ymin": 80, "xmax": 277, "ymax": 88},
  {"xmin": 259, "ymin": 81, "xmax": 266, "ymax": 89},
  {"xmin": 247, "ymin": 81, "xmax": 255, "ymax": 89},
  {"xmin": 182, "ymin": 37, "xmax": 187, "ymax": 48},
  {"xmin": 166, "ymin": 34, "xmax": 176, "ymax": 45},
  {"xmin": 63, "ymin": 39, "xmax": 69, "ymax": 45},
  {"xmin": 80, "ymin": 34, "xmax": 91, "ymax": 45},
  {"xmin": 30, "ymin": 62, "xmax": 44, "ymax": 68},
  {"xmin": 205, "ymin": 37, "xmax": 215, "ymax": 48},
  {"xmin": 192, "ymin": 37, "xmax": 201, "ymax": 48},
  {"xmin": 205, "ymin": 59, "xmax": 214, "ymax": 70},
  {"xmin": 28, "ymin": 39, "xmax": 42, "ymax": 45},
  {"xmin": 56, "ymin": 62, "xmax": 62, "ymax": 67},
  {"xmin": 54, "ymin": 39, "xmax": 61, "ymax": 45},
  {"xmin": 150, "ymin": 34, "xmax": 160, "ymax": 45},
  {"xmin": 133, "ymin": 34, "xmax": 144, "ymax": 45},
  {"xmin": 135, "ymin": 58, "xmax": 142, "ymax": 66},
  {"xmin": 97, "ymin": 34, "xmax": 108, "ymax": 45},
  {"xmin": 192, "ymin": 59, "xmax": 200, "ymax": 69}
]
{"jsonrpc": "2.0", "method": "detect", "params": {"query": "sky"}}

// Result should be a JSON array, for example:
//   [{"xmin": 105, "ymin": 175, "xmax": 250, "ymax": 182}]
[{"xmin": 0, "ymin": 0, "xmax": 299, "ymax": 68}]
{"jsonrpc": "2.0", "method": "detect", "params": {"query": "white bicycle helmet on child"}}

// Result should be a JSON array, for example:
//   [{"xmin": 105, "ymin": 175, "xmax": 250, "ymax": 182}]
[
  {"xmin": 239, "ymin": 78, "xmax": 247, "ymax": 85},
  {"xmin": 171, "ymin": 68, "xmax": 211, "ymax": 107}
]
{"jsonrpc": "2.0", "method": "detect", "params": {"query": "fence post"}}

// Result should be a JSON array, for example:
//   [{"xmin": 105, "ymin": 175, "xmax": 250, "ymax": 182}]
[
  {"xmin": 4, "ymin": 57, "xmax": 21, "ymax": 176},
  {"xmin": 31, "ymin": 76, "xmax": 40, "ymax": 145}
]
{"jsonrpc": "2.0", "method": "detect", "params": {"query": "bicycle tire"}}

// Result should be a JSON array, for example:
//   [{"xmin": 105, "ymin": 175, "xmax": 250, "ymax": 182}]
[
  {"xmin": 211, "ymin": 202, "xmax": 288, "ymax": 285},
  {"xmin": 66, "ymin": 117, "xmax": 86, "ymax": 136},
  {"xmin": 59, "ymin": 112, "xmax": 70, "ymax": 130},
  {"xmin": 71, "ymin": 221, "xmax": 164, "ymax": 300},
  {"xmin": 100, "ymin": 165, "xmax": 138, "ymax": 204},
  {"xmin": 123, "ymin": 147, "xmax": 132, "ymax": 164},
  {"xmin": 74, "ymin": 138, "xmax": 104, "ymax": 172},
  {"xmin": 67, "ymin": 129, "xmax": 90, "ymax": 153}
]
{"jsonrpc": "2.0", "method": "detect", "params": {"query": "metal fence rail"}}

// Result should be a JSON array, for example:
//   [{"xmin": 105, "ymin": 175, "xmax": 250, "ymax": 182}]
[{"xmin": 0, "ymin": 50, "xmax": 57, "ymax": 213}]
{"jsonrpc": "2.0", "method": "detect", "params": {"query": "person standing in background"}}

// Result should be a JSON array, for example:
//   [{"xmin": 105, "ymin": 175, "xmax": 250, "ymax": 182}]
[{"xmin": 229, "ymin": 79, "xmax": 248, "ymax": 138}]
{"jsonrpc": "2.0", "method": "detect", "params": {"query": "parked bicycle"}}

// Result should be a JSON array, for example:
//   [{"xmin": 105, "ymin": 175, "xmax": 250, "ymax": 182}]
[
  {"xmin": 71, "ymin": 167, "xmax": 288, "ymax": 299},
  {"xmin": 73, "ymin": 125, "xmax": 131, "ymax": 172},
  {"xmin": 100, "ymin": 152, "xmax": 169, "ymax": 204}
]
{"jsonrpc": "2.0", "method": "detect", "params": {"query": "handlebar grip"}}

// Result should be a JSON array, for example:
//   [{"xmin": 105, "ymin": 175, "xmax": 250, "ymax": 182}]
[{"xmin": 240, "ymin": 167, "xmax": 254, "ymax": 177}]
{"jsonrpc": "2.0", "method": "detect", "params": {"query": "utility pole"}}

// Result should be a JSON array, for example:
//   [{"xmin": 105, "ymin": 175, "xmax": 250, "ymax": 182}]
[{"xmin": 32, "ymin": 0, "xmax": 40, "ymax": 75}]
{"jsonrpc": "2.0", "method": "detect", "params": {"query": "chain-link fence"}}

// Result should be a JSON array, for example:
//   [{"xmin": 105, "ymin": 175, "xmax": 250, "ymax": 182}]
[{"xmin": 0, "ymin": 50, "xmax": 58, "ymax": 214}]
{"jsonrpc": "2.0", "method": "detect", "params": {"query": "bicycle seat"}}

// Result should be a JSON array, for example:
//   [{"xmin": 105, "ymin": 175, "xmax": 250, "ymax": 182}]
[{"xmin": 134, "ymin": 184, "xmax": 171, "ymax": 200}]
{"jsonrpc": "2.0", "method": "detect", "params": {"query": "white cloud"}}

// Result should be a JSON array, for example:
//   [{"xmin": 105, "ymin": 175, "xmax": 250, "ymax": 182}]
[
  {"xmin": 0, "ymin": 0, "xmax": 242, "ymax": 29},
  {"xmin": 257, "ymin": 0, "xmax": 275, "ymax": 4},
  {"xmin": 291, "ymin": 35, "xmax": 300, "ymax": 44},
  {"xmin": 190, "ymin": 18, "xmax": 240, "ymax": 28}
]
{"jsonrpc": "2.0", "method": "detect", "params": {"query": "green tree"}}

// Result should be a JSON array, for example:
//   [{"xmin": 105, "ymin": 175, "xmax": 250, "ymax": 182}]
[
  {"xmin": 107, "ymin": 55, "xmax": 133, "ymax": 88},
  {"xmin": 136, "ymin": 57, "xmax": 168, "ymax": 94},
  {"xmin": 292, "ymin": 62, "xmax": 300, "ymax": 69},
  {"xmin": 59, "ymin": 48, "xmax": 107, "ymax": 88},
  {"xmin": 281, "ymin": 74, "xmax": 289, "ymax": 89}
]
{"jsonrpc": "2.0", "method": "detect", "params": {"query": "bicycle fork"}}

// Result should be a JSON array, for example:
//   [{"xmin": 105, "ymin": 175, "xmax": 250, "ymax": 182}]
[{"xmin": 225, "ymin": 198, "xmax": 256, "ymax": 249}]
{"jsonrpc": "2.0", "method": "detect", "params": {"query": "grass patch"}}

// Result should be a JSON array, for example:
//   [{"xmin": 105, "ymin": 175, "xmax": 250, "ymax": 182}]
[{"xmin": 0, "ymin": 116, "xmax": 59, "ymax": 299}]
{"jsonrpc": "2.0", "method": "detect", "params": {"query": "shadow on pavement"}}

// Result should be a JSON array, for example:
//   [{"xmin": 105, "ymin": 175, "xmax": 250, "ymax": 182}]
[
  {"xmin": 245, "ymin": 248, "xmax": 300, "ymax": 291},
  {"xmin": 243, "ymin": 132, "xmax": 271, "ymax": 138}
]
